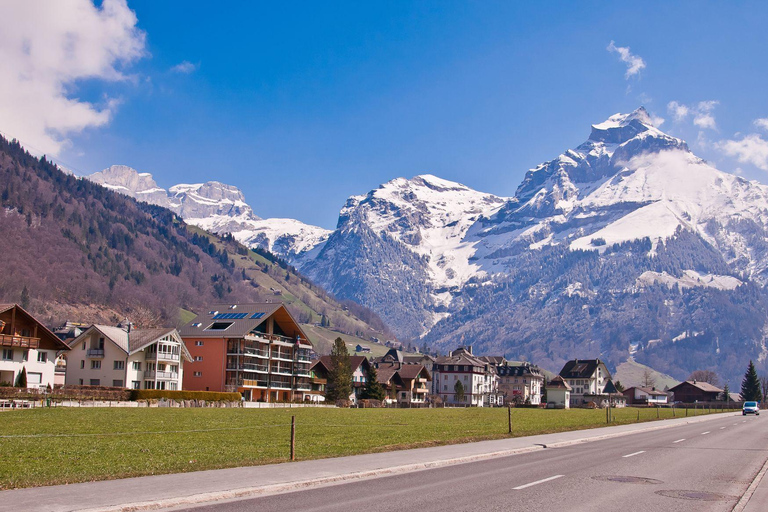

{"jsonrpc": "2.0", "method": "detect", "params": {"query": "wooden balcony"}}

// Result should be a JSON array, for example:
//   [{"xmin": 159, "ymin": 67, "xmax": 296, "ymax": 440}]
[{"xmin": 0, "ymin": 334, "xmax": 39, "ymax": 349}]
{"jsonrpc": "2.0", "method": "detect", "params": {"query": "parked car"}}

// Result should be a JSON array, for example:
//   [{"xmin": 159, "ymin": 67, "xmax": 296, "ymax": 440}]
[{"xmin": 743, "ymin": 401, "xmax": 760, "ymax": 415}]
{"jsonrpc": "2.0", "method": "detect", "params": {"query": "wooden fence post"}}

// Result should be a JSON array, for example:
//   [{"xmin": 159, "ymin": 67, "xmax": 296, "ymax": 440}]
[
  {"xmin": 508, "ymin": 405, "xmax": 512, "ymax": 434},
  {"xmin": 290, "ymin": 415, "xmax": 296, "ymax": 461}
]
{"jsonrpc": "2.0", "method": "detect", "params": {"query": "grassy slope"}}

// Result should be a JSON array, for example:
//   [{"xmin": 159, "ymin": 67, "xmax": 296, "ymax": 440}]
[
  {"xmin": 301, "ymin": 324, "xmax": 390, "ymax": 357},
  {"xmin": 613, "ymin": 359, "xmax": 680, "ymax": 390},
  {"xmin": 0, "ymin": 406, "xmax": 734, "ymax": 489}
]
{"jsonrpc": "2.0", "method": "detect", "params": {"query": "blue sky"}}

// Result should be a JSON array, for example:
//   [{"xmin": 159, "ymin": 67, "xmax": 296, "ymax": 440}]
[{"xmin": 3, "ymin": 1, "xmax": 768, "ymax": 229}]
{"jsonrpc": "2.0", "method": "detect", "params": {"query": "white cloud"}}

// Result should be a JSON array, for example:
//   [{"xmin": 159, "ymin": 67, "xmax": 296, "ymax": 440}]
[
  {"xmin": 650, "ymin": 114, "xmax": 665, "ymax": 127},
  {"xmin": 607, "ymin": 41, "xmax": 646, "ymax": 79},
  {"xmin": 666, "ymin": 100, "xmax": 718, "ymax": 130},
  {"xmin": 0, "ymin": 0, "xmax": 146, "ymax": 156},
  {"xmin": 717, "ymin": 134, "xmax": 768, "ymax": 171},
  {"xmin": 755, "ymin": 118, "xmax": 768, "ymax": 131},
  {"xmin": 170, "ymin": 60, "xmax": 197, "ymax": 74}
]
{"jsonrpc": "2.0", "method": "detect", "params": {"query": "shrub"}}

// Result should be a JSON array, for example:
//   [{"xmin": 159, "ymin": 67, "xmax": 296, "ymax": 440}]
[
  {"xmin": 129, "ymin": 389, "xmax": 242, "ymax": 402},
  {"xmin": 335, "ymin": 399, "xmax": 352, "ymax": 408}
]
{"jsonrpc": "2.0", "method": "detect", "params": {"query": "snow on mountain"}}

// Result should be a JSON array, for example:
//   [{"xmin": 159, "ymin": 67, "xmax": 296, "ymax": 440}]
[{"xmin": 86, "ymin": 166, "xmax": 329, "ymax": 260}]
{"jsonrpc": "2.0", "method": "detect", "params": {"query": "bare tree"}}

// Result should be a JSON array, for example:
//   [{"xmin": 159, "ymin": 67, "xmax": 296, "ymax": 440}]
[
  {"xmin": 642, "ymin": 368, "xmax": 656, "ymax": 388},
  {"xmin": 760, "ymin": 376, "xmax": 768, "ymax": 404},
  {"xmin": 688, "ymin": 370, "xmax": 720, "ymax": 386}
]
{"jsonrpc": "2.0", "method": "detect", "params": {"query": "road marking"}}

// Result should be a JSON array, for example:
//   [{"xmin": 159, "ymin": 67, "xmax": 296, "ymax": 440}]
[
  {"xmin": 720, "ymin": 427, "xmax": 726, "ymax": 430},
  {"xmin": 701, "ymin": 431, "xmax": 710, "ymax": 435},
  {"xmin": 513, "ymin": 475, "xmax": 564, "ymax": 490},
  {"xmin": 673, "ymin": 439, "xmax": 686, "ymax": 443},
  {"xmin": 623, "ymin": 451, "xmax": 646, "ymax": 458}
]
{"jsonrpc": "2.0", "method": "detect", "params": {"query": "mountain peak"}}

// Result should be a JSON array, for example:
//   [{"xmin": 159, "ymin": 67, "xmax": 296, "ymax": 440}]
[{"xmin": 589, "ymin": 107, "xmax": 657, "ymax": 144}]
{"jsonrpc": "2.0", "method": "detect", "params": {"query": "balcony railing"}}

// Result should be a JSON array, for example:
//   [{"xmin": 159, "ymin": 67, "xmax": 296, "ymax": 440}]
[
  {"xmin": 87, "ymin": 349, "xmax": 104, "ymax": 358},
  {"xmin": 296, "ymin": 383, "xmax": 311, "ymax": 391},
  {"xmin": 0, "ymin": 334, "xmax": 40, "ymax": 349},
  {"xmin": 271, "ymin": 367, "xmax": 293, "ymax": 376},
  {"xmin": 271, "ymin": 351, "xmax": 293, "ymax": 361},
  {"xmin": 144, "ymin": 370, "xmax": 179, "ymax": 380},
  {"xmin": 243, "ymin": 378, "xmax": 269, "ymax": 388},
  {"xmin": 271, "ymin": 380, "xmax": 292, "ymax": 390},
  {"xmin": 241, "ymin": 362, "xmax": 269, "ymax": 373},
  {"xmin": 244, "ymin": 347, "xmax": 270, "ymax": 358},
  {"xmin": 297, "ymin": 353, "xmax": 311, "ymax": 362},
  {"xmin": 146, "ymin": 352, "xmax": 180, "ymax": 361},
  {"xmin": 295, "ymin": 369, "xmax": 311, "ymax": 377}
]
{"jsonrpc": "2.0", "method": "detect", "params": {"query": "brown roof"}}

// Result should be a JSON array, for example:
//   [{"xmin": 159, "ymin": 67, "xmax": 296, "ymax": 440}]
[
  {"xmin": 546, "ymin": 375, "xmax": 572, "ymax": 390},
  {"xmin": 395, "ymin": 364, "xmax": 431, "ymax": 381},
  {"xmin": 179, "ymin": 303, "xmax": 309, "ymax": 345},
  {"xmin": 559, "ymin": 359, "xmax": 607, "ymax": 379},
  {"xmin": 670, "ymin": 380, "xmax": 723, "ymax": 393},
  {"xmin": 312, "ymin": 355, "xmax": 370, "ymax": 374},
  {"xmin": 0, "ymin": 303, "xmax": 69, "ymax": 351}
]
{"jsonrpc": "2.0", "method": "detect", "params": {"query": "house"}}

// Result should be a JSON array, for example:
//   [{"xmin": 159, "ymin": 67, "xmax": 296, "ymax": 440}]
[
  {"xmin": 669, "ymin": 380, "xmax": 724, "ymax": 403},
  {"xmin": 66, "ymin": 324, "xmax": 191, "ymax": 390},
  {"xmin": 179, "ymin": 303, "xmax": 315, "ymax": 402},
  {"xmin": 623, "ymin": 386, "xmax": 669, "ymax": 406},
  {"xmin": 432, "ymin": 347, "xmax": 499, "ymax": 407},
  {"xmin": 545, "ymin": 375, "xmax": 571, "ymax": 408},
  {"xmin": 496, "ymin": 362, "xmax": 545, "ymax": 405},
  {"xmin": 355, "ymin": 344, "xmax": 371, "ymax": 354},
  {"xmin": 373, "ymin": 349, "xmax": 432, "ymax": 407},
  {"xmin": 0, "ymin": 304, "xmax": 70, "ymax": 389},
  {"xmin": 310, "ymin": 355, "xmax": 372, "ymax": 404},
  {"xmin": 558, "ymin": 358, "xmax": 614, "ymax": 408}
]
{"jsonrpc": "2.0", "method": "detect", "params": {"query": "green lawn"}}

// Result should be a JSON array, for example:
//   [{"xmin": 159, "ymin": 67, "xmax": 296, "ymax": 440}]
[{"xmin": 0, "ymin": 406, "xmax": 734, "ymax": 489}]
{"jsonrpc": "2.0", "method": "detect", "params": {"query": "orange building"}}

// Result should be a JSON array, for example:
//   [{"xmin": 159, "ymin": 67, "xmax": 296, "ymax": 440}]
[{"xmin": 179, "ymin": 303, "xmax": 314, "ymax": 402}]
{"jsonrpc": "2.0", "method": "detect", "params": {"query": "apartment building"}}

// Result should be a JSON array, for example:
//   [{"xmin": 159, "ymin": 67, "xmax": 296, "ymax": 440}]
[
  {"xmin": 558, "ymin": 358, "xmax": 623, "ymax": 408},
  {"xmin": 66, "ymin": 325, "xmax": 190, "ymax": 390},
  {"xmin": 496, "ymin": 362, "xmax": 545, "ymax": 405},
  {"xmin": 179, "ymin": 303, "xmax": 314, "ymax": 402},
  {"xmin": 432, "ymin": 347, "xmax": 498, "ymax": 407},
  {"xmin": 0, "ymin": 304, "xmax": 69, "ymax": 389}
]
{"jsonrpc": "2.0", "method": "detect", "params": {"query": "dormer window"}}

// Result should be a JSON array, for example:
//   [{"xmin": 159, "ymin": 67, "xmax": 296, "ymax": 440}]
[{"xmin": 205, "ymin": 322, "xmax": 233, "ymax": 331}]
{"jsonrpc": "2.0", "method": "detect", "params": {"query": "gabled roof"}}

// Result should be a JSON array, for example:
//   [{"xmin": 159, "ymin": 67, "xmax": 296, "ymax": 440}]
[
  {"xmin": 312, "ymin": 356, "xmax": 371, "ymax": 375},
  {"xmin": 179, "ymin": 303, "xmax": 310, "ymax": 345},
  {"xmin": 625, "ymin": 386, "xmax": 668, "ymax": 397},
  {"xmin": 0, "ymin": 303, "xmax": 69, "ymax": 351},
  {"xmin": 546, "ymin": 375, "xmax": 572, "ymax": 390},
  {"xmin": 396, "ymin": 364, "xmax": 431, "ymax": 381},
  {"xmin": 497, "ymin": 363, "xmax": 543, "ymax": 378},
  {"xmin": 559, "ymin": 359, "xmax": 605, "ymax": 379},
  {"xmin": 669, "ymin": 380, "xmax": 723, "ymax": 393},
  {"xmin": 602, "ymin": 380, "xmax": 620, "ymax": 394},
  {"xmin": 70, "ymin": 325, "xmax": 191, "ymax": 360}
]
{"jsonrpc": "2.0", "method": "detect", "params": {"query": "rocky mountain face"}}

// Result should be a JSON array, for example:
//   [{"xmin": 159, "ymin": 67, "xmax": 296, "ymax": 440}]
[{"xmin": 87, "ymin": 166, "xmax": 331, "ymax": 259}]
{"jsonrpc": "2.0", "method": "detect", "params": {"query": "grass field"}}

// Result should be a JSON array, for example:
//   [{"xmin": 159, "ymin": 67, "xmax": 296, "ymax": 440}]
[{"xmin": 0, "ymin": 406, "xmax": 734, "ymax": 490}]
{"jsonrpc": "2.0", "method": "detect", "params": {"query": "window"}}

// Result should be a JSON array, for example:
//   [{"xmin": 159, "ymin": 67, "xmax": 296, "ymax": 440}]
[
  {"xmin": 193, "ymin": 371, "xmax": 202, "ymax": 377},
  {"xmin": 170, "ymin": 365, "xmax": 178, "ymax": 373},
  {"xmin": 82, "ymin": 343, "xmax": 85, "ymax": 350},
  {"xmin": 90, "ymin": 379, "xmax": 100, "ymax": 386},
  {"xmin": 443, "ymin": 385, "xmax": 447, "ymax": 391},
  {"xmin": 145, "ymin": 381, "xmax": 155, "ymax": 389},
  {"xmin": 80, "ymin": 360, "xmax": 84, "ymax": 369},
  {"xmin": 27, "ymin": 372, "xmax": 42, "ymax": 385},
  {"xmin": 205, "ymin": 322, "xmax": 233, "ymax": 331},
  {"xmin": 132, "ymin": 381, "xmax": 140, "ymax": 389},
  {"xmin": 2, "ymin": 349, "xmax": 12, "ymax": 361},
  {"xmin": 194, "ymin": 356, "xmax": 203, "ymax": 362},
  {"xmin": 113, "ymin": 360, "xmax": 125, "ymax": 370},
  {"xmin": 78, "ymin": 379, "xmax": 83, "ymax": 385},
  {"xmin": 22, "ymin": 350, "xmax": 28, "ymax": 362},
  {"xmin": 195, "ymin": 341, "xmax": 204, "ymax": 346},
  {"xmin": 168, "ymin": 382, "xmax": 178, "ymax": 390},
  {"xmin": 37, "ymin": 352, "xmax": 48, "ymax": 363},
  {"xmin": 132, "ymin": 361, "xmax": 141, "ymax": 371},
  {"xmin": 112, "ymin": 380, "xmax": 124, "ymax": 387},
  {"xmin": 91, "ymin": 360, "xmax": 101, "ymax": 369}
]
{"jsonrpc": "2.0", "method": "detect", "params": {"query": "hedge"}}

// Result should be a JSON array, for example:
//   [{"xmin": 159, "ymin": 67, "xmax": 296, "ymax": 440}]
[{"xmin": 129, "ymin": 389, "xmax": 242, "ymax": 402}]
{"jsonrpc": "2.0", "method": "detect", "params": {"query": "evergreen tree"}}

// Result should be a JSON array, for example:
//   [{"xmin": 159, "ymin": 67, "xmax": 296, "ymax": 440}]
[
  {"xmin": 454, "ymin": 379, "xmax": 465, "ymax": 403},
  {"xmin": 740, "ymin": 360, "xmax": 762, "ymax": 402},
  {"xmin": 613, "ymin": 380, "xmax": 625, "ymax": 393},
  {"xmin": 326, "ymin": 338, "xmax": 352, "ymax": 402},
  {"xmin": 20, "ymin": 286, "xmax": 30, "ymax": 310},
  {"xmin": 14, "ymin": 367, "xmax": 27, "ymax": 388},
  {"xmin": 360, "ymin": 365, "xmax": 386, "ymax": 400},
  {"xmin": 723, "ymin": 383, "xmax": 730, "ymax": 403}
]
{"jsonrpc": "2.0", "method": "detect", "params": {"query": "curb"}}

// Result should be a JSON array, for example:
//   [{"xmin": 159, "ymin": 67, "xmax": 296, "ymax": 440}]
[{"xmin": 76, "ymin": 412, "xmax": 737, "ymax": 512}]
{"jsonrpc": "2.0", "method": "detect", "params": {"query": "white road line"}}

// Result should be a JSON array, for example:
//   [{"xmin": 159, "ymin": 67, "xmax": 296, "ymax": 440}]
[
  {"xmin": 702, "ymin": 431, "xmax": 711, "ymax": 435},
  {"xmin": 720, "ymin": 427, "xmax": 726, "ymax": 430},
  {"xmin": 673, "ymin": 439, "xmax": 686, "ymax": 443},
  {"xmin": 622, "ymin": 451, "xmax": 646, "ymax": 458},
  {"xmin": 513, "ymin": 475, "xmax": 564, "ymax": 490}
]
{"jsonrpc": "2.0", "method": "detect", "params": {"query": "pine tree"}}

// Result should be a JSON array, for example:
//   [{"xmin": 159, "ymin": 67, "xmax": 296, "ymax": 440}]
[
  {"xmin": 326, "ymin": 338, "xmax": 352, "ymax": 402},
  {"xmin": 14, "ymin": 367, "xmax": 27, "ymax": 388},
  {"xmin": 723, "ymin": 383, "xmax": 730, "ymax": 403},
  {"xmin": 360, "ymin": 365, "xmax": 386, "ymax": 401},
  {"xmin": 20, "ymin": 286, "xmax": 30, "ymax": 310},
  {"xmin": 740, "ymin": 360, "xmax": 762, "ymax": 402},
  {"xmin": 454, "ymin": 379, "xmax": 465, "ymax": 403}
]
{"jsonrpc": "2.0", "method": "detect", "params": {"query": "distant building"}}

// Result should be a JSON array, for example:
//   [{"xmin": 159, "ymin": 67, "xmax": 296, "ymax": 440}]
[
  {"xmin": 558, "ymin": 359, "xmax": 612, "ymax": 408},
  {"xmin": 0, "ymin": 304, "xmax": 69, "ymax": 389},
  {"xmin": 373, "ymin": 349, "xmax": 432, "ymax": 407},
  {"xmin": 669, "ymin": 380, "xmax": 724, "ymax": 403},
  {"xmin": 311, "ymin": 355, "xmax": 372, "ymax": 404},
  {"xmin": 496, "ymin": 362, "xmax": 545, "ymax": 405},
  {"xmin": 623, "ymin": 386, "xmax": 669, "ymax": 406},
  {"xmin": 432, "ymin": 347, "xmax": 499, "ymax": 407},
  {"xmin": 545, "ymin": 376, "xmax": 571, "ymax": 408},
  {"xmin": 66, "ymin": 324, "xmax": 190, "ymax": 390},
  {"xmin": 355, "ymin": 344, "xmax": 371, "ymax": 354}
]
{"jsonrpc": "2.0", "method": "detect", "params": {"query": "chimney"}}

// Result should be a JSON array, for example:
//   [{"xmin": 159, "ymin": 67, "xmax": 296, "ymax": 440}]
[{"xmin": 467, "ymin": 345, "xmax": 473, "ymax": 355}]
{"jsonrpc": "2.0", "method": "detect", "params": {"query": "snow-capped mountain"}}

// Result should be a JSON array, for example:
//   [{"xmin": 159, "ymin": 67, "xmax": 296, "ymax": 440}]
[{"xmin": 86, "ymin": 166, "xmax": 330, "ymax": 258}]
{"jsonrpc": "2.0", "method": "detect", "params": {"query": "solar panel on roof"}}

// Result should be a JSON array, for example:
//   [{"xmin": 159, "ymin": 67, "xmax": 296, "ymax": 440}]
[
  {"xmin": 251, "ymin": 312, "xmax": 265, "ymax": 319},
  {"xmin": 213, "ymin": 312, "xmax": 247, "ymax": 320}
]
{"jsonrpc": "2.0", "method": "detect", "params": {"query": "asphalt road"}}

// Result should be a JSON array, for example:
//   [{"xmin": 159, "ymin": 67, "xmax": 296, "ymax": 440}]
[{"xmin": 176, "ymin": 414, "xmax": 768, "ymax": 512}]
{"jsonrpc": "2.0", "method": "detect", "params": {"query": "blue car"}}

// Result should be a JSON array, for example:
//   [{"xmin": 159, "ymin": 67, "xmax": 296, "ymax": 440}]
[{"xmin": 743, "ymin": 401, "xmax": 760, "ymax": 415}]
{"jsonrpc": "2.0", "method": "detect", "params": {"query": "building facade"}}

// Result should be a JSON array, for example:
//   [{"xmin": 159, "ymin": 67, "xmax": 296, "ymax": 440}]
[
  {"xmin": 623, "ymin": 386, "xmax": 669, "ymax": 406},
  {"xmin": 432, "ymin": 347, "xmax": 498, "ymax": 407},
  {"xmin": 558, "ymin": 359, "xmax": 613, "ymax": 407},
  {"xmin": 496, "ymin": 362, "xmax": 545, "ymax": 405},
  {"xmin": 0, "ymin": 304, "xmax": 69, "ymax": 389},
  {"xmin": 65, "ymin": 325, "xmax": 190, "ymax": 390},
  {"xmin": 310, "ymin": 355, "xmax": 371, "ymax": 404},
  {"xmin": 180, "ymin": 303, "xmax": 314, "ymax": 402}
]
